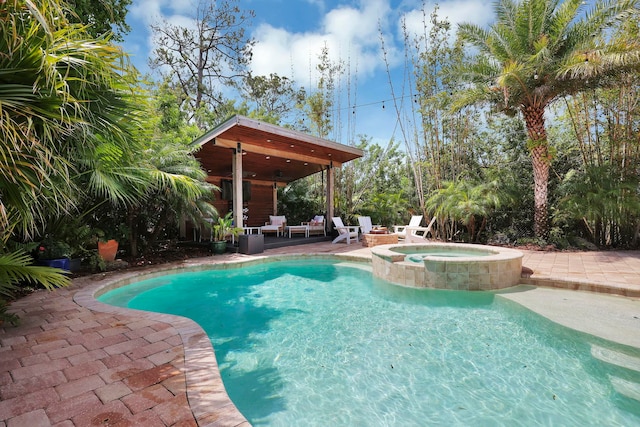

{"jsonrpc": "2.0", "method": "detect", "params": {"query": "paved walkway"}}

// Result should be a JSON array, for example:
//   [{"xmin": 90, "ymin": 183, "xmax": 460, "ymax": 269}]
[{"xmin": 1, "ymin": 242, "xmax": 639, "ymax": 426}]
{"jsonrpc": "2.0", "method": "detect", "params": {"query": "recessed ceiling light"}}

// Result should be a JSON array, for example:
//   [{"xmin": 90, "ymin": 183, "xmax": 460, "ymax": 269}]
[
  {"xmin": 304, "ymin": 162, "xmax": 308, "ymax": 166},
  {"xmin": 328, "ymin": 153, "xmax": 332, "ymax": 156},
  {"xmin": 286, "ymin": 159, "xmax": 291, "ymax": 163},
  {"xmin": 265, "ymin": 156, "xmax": 270, "ymax": 159},
  {"xmin": 290, "ymin": 144, "xmax": 295, "ymax": 148},
  {"xmin": 267, "ymin": 139, "xmax": 272, "ymax": 142}
]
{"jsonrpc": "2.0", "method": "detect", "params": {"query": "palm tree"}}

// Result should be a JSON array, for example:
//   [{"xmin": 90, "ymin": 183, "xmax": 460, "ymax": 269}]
[
  {"xmin": 124, "ymin": 140, "xmax": 219, "ymax": 256},
  {"xmin": 450, "ymin": 0, "xmax": 640, "ymax": 237},
  {"xmin": 0, "ymin": 0, "xmax": 145, "ymax": 239},
  {"xmin": 0, "ymin": 0, "xmax": 146, "ymax": 316}
]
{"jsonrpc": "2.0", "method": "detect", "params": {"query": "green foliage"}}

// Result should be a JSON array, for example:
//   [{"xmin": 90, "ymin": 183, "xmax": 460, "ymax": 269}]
[
  {"xmin": 449, "ymin": 0, "xmax": 640, "ymax": 238},
  {"xmin": 335, "ymin": 138, "xmax": 410, "ymax": 223},
  {"xmin": 360, "ymin": 192, "xmax": 406, "ymax": 228},
  {"xmin": 212, "ymin": 213, "xmax": 243, "ymax": 242},
  {"xmin": 65, "ymin": 0, "xmax": 131, "ymax": 41},
  {"xmin": 0, "ymin": 0, "xmax": 141, "ymax": 317},
  {"xmin": 427, "ymin": 180, "xmax": 506, "ymax": 242},
  {"xmin": 36, "ymin": 238, "xmax": 71, "ymax": 260},
  {"xmin": 278, "ymin": 181, "xmax": 324, "ymax": 226},
  {"xmin": 240, "ymin": 73, "xmax": 306, "ymax": 123},
  {"xmin": 555, "ymin": 166, "xmax": 640, "ymax": 247},
  {"xmin": 302, "ymin": 44, "xmax": 342, "ymax": 138},
  {"xmin": 0, "ymin": 250, "xmax": 70, "ymax": 325},
  {"xmin": 0, "ymin": 300, "xmax": 20, "ymax": 326}
]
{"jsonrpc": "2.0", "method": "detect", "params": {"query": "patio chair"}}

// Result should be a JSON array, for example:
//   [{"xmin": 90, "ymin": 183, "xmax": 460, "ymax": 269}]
[
  {"xmin": 331, "ymin": 217, "xmax": 360, "ymax": 244},
  {"xmin": 404, "ymin": 216, "xmax": 437, "ymax": 243},
  {"xmin": 302, "ymin": 215, "xmax": 326, "ymax": 236},
  {"xmin": 357, "ymin": 216, "xmax": 374, "ymax": 235},
  {"xmin": 261, "ymin": 215, "xmax": 286, "ymax": 237},
  {"xmin": 392, "ymin": 215, "xmax": 423, "ymax": 239}
]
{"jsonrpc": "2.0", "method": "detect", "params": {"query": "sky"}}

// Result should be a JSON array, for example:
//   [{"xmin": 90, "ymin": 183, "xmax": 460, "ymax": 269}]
[{"xmin": 120, "ymin": 0, "xmax": 496, "ymax": 146}]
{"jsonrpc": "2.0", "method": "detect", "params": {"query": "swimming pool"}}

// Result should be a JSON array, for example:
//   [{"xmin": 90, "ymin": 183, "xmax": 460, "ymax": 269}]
[{"xmin": 98, "ymin": 258, "xmax": 640, "ymax": 426}]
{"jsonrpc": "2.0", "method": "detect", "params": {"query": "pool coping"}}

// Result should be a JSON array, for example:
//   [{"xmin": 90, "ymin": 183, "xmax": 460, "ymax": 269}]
[
  {"xmin": 72, "ymin": 251, "xmax": 640, "ymax": 426},
  {"xmin": 73, "ymin": 253, "xmax": 370, "ymax": 426}
]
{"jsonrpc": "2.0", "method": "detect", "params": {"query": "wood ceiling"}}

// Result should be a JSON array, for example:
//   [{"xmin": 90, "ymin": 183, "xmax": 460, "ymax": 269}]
[{"xmin": 193, "ymin": 115, "xmax": 363, "ymax": 185}]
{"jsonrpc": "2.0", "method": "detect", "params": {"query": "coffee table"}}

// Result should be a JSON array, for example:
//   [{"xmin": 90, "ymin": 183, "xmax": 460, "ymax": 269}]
[{"xmin": 287, "ymin": 225, "xmax": 309, "ymax": 238}]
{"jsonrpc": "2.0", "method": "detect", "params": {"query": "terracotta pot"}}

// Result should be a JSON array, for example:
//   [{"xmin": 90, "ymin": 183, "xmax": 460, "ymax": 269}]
[{"xmin": 98, "ymin": 239, "xmax": 118, "ymax": 262}]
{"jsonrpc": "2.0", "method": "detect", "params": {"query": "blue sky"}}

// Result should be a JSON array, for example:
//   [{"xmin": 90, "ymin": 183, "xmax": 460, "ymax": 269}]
[{"xmin": 120, "ymin": 0, "xmax": 496, "ymax": 145}]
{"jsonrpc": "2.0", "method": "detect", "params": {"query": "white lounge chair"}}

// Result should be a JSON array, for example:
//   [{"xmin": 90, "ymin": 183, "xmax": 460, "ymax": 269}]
[
  {"xmin": 393, "ymin": 215, "xmax": 423, "ymax": 239},
  {"xmin": 331, "ymin": 217, "xmax": 360, "ymax": 244},
  {"xmin": 261, "ymin": 215, "xmax": 286, "ymax": 237},
  {"xmin": 302, "ymin": 215, "xmax": 326, "ymax": 236},
  {"xmin": 404, "ymin": 216, "xmax": 437, "ymax": 243},
  {"xmin": 357, "ymin": 216, "xmax": 374, "ymax": 235}
]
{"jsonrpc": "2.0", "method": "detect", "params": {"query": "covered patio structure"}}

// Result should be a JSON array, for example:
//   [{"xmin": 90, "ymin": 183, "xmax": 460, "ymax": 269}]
[{"xmin": 189, "ymin": 115, "xmax": 364, "ymax": 237}]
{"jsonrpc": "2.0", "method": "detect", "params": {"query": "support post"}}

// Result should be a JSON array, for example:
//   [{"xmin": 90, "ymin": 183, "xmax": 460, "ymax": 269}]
[
  {"xmin": 232, "ymin": 143, "xmax": 243, "ymax": 228},
  {"xmin": 326, "ymin": 163, "xmax": 334, "ymax": 234},
  {"xmin": 272, "ymin": 182, "xmax": 278, "ymax": 215}
]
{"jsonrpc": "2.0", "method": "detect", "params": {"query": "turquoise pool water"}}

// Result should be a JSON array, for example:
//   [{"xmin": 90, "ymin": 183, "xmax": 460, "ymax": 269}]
[
  {"xmin": 404, "ymin": 251, "xmax": 490, "ymax": 262},
  {"xmin": 389, "ymin": 246, "xmax": 493, "ymax": 262},
  {"xmin": 99, "ymin": 259, "xmax": 640, "ymax": 426}
]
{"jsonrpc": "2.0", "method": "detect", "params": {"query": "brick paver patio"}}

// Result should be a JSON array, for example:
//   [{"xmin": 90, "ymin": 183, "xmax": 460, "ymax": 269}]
[{"xmin": 1, "ymin": 242, "xmax": 639, "ymax": 426}]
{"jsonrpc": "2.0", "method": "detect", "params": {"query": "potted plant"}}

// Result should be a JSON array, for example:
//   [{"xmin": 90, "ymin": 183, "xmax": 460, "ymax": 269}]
[
  {"xmin": 57, "ymin": 221, "xmax": 95, "ymax": 272},
  {"xmin": 211, "ymin": 213, "xmax": 242, "ymax": 255},
  {"xmin": 36, "ymin": 237, "xmax": 71, "ymax": 271},
  {"xmin": 95, "ymin": 223, "xmax": 127, "ymax": 262}
]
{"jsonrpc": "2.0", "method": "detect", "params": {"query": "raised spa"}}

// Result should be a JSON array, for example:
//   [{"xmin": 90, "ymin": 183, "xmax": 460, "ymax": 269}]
[{"xmin": 371, "ymin": 242, "xmax": 524, "ymax": 290}]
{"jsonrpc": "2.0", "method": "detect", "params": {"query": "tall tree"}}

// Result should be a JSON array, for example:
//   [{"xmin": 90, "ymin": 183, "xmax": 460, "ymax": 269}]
[
  {"xmin": 239, "ymin": 73, "xmax": 306, "ymax": 123},
  {"xmin": 383, "ymin": 6, "xmax": 479, "ymax": 224},
  {"xmin": 149, "ymin": 0, "xmax": 255, "ymax": 128},
  {"xmin": 65, "ymin": 0, "xmax": 131, "ymax": 41},
  {"xmin": 303, "ymin": 44, "xmax": 343, "ymax": 139},
  {"xmin": 450, "ymin": 0, "xmax": 640, "ymax": 238}
]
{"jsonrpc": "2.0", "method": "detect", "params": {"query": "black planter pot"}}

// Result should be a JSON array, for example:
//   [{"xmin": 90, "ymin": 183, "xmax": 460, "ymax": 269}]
[
  {"xmin": 211, "ymin": 240, "xmax": 227, "ymax": 255},
  {"xmin": 69, "ymin": 258, "xmax": 82, "ymax": 272}
]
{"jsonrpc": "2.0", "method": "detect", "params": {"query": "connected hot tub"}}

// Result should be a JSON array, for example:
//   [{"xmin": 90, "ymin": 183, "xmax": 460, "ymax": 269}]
[{"xmin": 371, "ymin": 242, "xmax": 524, "ymax": 290}]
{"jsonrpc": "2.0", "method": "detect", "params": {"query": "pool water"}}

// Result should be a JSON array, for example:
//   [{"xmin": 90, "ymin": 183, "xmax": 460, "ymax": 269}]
[
  {"xmin": 405, "ymin": 250, "xmax": 489, "ymax": 262},
  {"xmin": 99, "ymin": 259, "xmax": 640, "ymax": 426},
  {"xmin": 390, "ymin": 246, "xmax": 493, "ymax": 263}
]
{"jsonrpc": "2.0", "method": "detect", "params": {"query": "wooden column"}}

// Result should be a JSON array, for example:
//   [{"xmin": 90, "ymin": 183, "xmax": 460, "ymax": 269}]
[
  {"xmin": 232, "ymin": 142, "xmax": 243, "ymax": 228},
  {"xmin": 272, "ymin": 183, "xmax": 278, "ymax": 215},
  {"xmin": 326, "ymin": 163, "xmax": 334, "ymax": 234}
]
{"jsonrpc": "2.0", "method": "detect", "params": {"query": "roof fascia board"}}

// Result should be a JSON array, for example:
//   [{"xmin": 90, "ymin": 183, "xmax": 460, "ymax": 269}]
[
  {"xmin": 214, "ymin": 137, "xmax": 335, "ymax": 167},
  {"xmin": 193, "ymin": 114, "xmax": 363, "ymax": 159}
]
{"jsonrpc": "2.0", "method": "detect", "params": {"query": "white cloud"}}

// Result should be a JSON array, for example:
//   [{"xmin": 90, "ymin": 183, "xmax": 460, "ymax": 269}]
[
  {"xmin": 249, "ymin": 0, "xmax": 393, "ymax": 88},
  {"xmin": 130, "ymin": 0, "xmax": 196, "ymax": 25},
  {"xmin": 402, "ymin": 0, "xmax": 494, "ymax": 43}
]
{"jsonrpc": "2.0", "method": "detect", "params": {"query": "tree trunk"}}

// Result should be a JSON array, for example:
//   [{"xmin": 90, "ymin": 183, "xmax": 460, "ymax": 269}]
[{"xmin": 522, "ymin": 105, "xmax": 550, "ymax": 239}]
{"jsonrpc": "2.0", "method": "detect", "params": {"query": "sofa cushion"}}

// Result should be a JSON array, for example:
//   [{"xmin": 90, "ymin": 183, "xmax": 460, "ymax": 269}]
[{"xmin": 269, "ymin": 215, "xmax": 286, "ymax": 226}]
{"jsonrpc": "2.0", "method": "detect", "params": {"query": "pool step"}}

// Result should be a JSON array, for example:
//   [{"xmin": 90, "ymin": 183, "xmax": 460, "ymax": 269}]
[
  {"xmin": 591, "ymin": 345, "xmax": 640, "ymax": 402},
  {"xmin": 610, "ymin": 376, "xmax": 640, "ymax": 402},
  {"xmin": 591, "ymin": 345, "xmax": 640, "ymax": 373}
]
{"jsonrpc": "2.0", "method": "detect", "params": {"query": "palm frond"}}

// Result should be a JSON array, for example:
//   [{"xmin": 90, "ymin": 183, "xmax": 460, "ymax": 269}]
[{"xmin": 0, "ymin": 250, "xmax": 70, "ymax": 298}]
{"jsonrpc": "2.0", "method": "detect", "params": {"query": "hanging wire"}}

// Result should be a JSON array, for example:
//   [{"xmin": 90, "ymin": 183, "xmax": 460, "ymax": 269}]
[{"xmin": 331, "ymin": 94, "xmax": 414, "ymax": 114}]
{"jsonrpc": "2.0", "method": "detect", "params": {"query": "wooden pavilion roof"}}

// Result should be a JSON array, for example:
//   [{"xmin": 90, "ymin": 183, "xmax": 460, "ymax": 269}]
[{"xmin": 193, "ymin": 115, "xmax": 364, "ymax": 185}]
